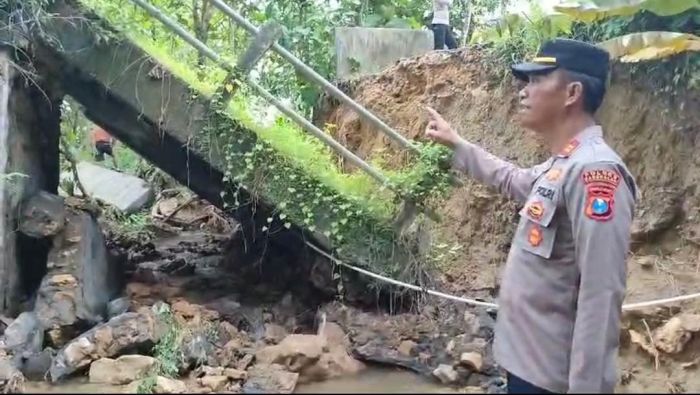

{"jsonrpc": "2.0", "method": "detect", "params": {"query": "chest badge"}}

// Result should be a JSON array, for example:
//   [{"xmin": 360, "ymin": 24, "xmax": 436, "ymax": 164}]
[
  {"xmin": 527, "ymin": 201, "xmax": 544, "ymax": 221},
  {"xmin": 528, "ymin": 225, "xmax": 543, "ymax": 247},
  {"xmin": 546, "ymin": 168, "xmax": 563, "ymax": 182}
]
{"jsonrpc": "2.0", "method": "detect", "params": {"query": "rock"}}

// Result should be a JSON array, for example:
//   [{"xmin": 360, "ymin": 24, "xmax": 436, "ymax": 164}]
[
  {"xmin": 17, "ymin": 348, "xmax": 54, "ymax": 381},
  {"xmin": 182, "ymin": 332, "xmax": 214, "ymax": 368},
  {"xmin": 302, "ymin": 344, "xmax": 365, "ymax": 383},
  {"xmin": 235, "ymin": 354, "xmax": 254, "ymax": 371},
  {"xmin": 215, "ymin": 339, "xmax": 242, "ymax": 368},
  {"xmin": 309, "ymin": 255, "xmax": 336, "ymax": 297},
  {"xmin": 76, "ymin": 161, "xmax": 153, "ymax": 214},
  {"xmin": 263, "ymin": 324, "xmax": 287, "ymax": 344},
  {"xmin": 107, "ymin": 297, "xmax": 131, "ymax": 319},
  {"xmin": 653, "ymin": 314, "xmax": 700, "ymax": 354},
  {"xmin": 199, "ymin": 375, "xmax": 229, "ymax": 392},
  {"xmin": 198, "ymin": 365, "xmax": 224, "ymax": 376},
  {"xmin": 199, "ymin": 365, "xmax": 246, "ymax": 381},
  {"xmin": 224, "ymin": 368, "xmax": 247, "ymax": 380},
  {"xmin": 18, "ymin": 191, "xmax": 66, "ymax": 238},
  {"xmin": 0, "ymin": 357, "xmax": 24, "ymax": 393},
  {"xmin": 460, "ymin": 352, "xmax": 484, "ymax": 372},
  {"xmin": 255, "ymin": 334, "xmax": 324, "ymax": 371},
  {"xmin": 398, "ymin": 340, "xmax": 416, "ymax": 357},
  {"xmin": 39, "ymin": 211, "xmax": 124, "ymax": 340},
  {"xmin": 89, "ymin": 355, "xmax": 156, "ymax": 384},
  {"xmin": 629, "ymin": 329, "xmax": 659, "ymax": 358},
  {"xmin": 243, "ymin": 364, "xmax": 298, "ymax": 394},
  {"xmin": 171, "ymin": 300, "xmax": 219, "ymax": 322},
  {"xmin": 637, "ymin": 256, "xmax": 656, "ymax": 270},
  {"xmin": 155, "ymin": 377, "xmax": 188, "ymax": 394},
  {"xmin": 432, "ymin": 364, "xmax": 458, "ymax": 384},
  {"xmin": 463, "ymin": 338, "xmax": 488, "ymax": 354},
  {"xmin": 463, "ymin": 311, "xmax": 481, "ymax": 336},
  {"xmin": 127, "ymin": 376, "xmax": 188, "ymax": 394},
  {"xmin": 50, "ymin": 310, "xmax": 159, "ymax": 382},
  {"xmin": 46, "ymin": 327, "xmax": 81, "ymax": 350},
  {"xmin": 34, "ymin": 274, "xmax": 80, "ymax": 344},
  {"xmin": 2, "ymin": 312, "xmax": 43, "ymax": 354},
  {"xmin": 462, "ymin": 386, "xmax": 484, "ymax": 394},
  {"xmin": 354, "ymin": 341, "xmax": 427, "ymax": 375},
  {"xmin": 446, "ymin": 339, "xmax": 456, "ymax": 354},
  {"xmin": 318, "ymin": 322, "xmax": 347, "ymax": 349}
]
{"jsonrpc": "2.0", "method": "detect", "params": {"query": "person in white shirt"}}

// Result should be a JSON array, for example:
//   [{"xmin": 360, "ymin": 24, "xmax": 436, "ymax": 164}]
[{"xmin": 430, "ymin": 0, "xmax": 457, "ymax": 50}]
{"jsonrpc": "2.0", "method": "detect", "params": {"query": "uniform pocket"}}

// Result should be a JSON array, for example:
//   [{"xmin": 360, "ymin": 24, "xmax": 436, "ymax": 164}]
[{"xmin": 517, "ymin": 191, "xmax": 560, "ymax": 259}]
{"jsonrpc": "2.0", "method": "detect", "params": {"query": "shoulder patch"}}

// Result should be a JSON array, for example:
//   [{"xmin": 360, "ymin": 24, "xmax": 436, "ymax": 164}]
[
  {"xmin": 558, "ymin": 139, "xmax": 580, "ymax": 158},
  {"xmin": 582, "ymin": 168, "xmax": 621, "ymax": 221}
]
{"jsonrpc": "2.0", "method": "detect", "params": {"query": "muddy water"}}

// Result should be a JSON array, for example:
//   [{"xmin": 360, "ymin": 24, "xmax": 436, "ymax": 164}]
[
  {"xmin": 24, "ymin": 367, "xmax": 454, "ymax": 394},
  {"xmin": 296, "ymin": 368, "xmax": 458, "ymax": 393},
  {"xmin": 24, "ymin": 378, "xmax": 125, "ymax": 394}
]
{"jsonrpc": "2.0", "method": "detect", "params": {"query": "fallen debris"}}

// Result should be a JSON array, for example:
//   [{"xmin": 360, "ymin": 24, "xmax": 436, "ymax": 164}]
[{"xmin": 76, "ymin": 161, "xmax": 153, "ymax": 214}]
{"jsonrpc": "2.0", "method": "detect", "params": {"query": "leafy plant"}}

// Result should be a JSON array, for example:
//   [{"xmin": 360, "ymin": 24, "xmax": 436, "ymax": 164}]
[
  {"xmin": 103, "ymin": 209, "xmax": 155, "ymax": 243},
  {"xmin": 554, "ymin": 0, "xmax": 700, "ymax": 23}
]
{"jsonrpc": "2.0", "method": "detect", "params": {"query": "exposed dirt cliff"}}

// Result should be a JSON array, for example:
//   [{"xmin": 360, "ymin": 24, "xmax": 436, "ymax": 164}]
[{"xmin": 320, "ymin": 48, "xmax": 700, "ymax": 392}]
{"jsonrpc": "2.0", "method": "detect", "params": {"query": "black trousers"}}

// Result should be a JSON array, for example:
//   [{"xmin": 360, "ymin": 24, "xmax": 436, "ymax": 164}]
[
  {"xmin": 507, "ymin": 372, "xmax": 554, "ymax": 394},
  {"xmin": 431, "ymin": 23, "xmax": 457, "ymax": 50},
  {"xmin": 94, "ymin": 141, "xmax": 114, "ymax": 161}
]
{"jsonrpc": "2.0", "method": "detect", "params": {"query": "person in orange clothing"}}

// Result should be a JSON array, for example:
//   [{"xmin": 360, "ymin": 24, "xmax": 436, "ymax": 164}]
[{"xmin": 90, "ymin": 125, "xmax": 118, "ymax": 169}]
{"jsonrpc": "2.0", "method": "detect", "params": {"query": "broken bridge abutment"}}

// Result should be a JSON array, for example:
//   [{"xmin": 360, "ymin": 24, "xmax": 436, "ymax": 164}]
[{"xmin": 0, "ymin": 44, "xmax": 62, "ymax": 315}]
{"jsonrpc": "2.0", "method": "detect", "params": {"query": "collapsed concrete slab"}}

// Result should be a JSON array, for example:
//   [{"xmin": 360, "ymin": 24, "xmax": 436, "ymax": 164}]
[
  {"xmin": 76, "ymin": 162, "xmax": 153, "ymax": 214},
  {"xmin": 15, "ymin": 0, "xmax": 429, "ymax": 302}
]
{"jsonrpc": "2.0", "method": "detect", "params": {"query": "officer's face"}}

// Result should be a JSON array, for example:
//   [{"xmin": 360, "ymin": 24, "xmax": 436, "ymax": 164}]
[{"xmin": 516, "ymin": 70, "xmax": 569, "ymax": 132}]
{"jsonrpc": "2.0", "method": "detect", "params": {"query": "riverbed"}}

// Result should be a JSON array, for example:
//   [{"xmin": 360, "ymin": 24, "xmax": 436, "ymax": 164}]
[{"xmin": 24, "ymin": 367, "xmax": 457, "ymax": 394}]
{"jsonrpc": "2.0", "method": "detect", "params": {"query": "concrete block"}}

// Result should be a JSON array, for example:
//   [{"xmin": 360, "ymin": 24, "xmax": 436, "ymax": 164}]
[
  {"xmin": 76, "ymin": 162, "xmax": 153, "ymax": 214},
  {"xmin": 335, "ymin": 27, "xmax": 433, "ymax": 79}
]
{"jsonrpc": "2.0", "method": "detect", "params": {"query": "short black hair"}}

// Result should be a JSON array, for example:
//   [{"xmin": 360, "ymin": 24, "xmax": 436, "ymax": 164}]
[{"xmin": 563, "ymin": 70, "xmax": 607, "ymax": 114}]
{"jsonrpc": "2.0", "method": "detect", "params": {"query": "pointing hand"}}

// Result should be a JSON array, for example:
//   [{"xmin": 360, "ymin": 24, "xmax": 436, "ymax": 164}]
[{"xmin": 425, "ymin": 107, "xmax": 460, "ymax": 149}]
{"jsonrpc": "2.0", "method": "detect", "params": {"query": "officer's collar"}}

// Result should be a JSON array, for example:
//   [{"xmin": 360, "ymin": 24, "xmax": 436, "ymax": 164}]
[{"xmin": 557, "ymin": 125, "xmax": 603, "ymax": 158}]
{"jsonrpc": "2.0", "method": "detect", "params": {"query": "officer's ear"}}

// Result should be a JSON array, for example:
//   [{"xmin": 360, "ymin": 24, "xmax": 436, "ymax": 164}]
[{"xmin": 563, "ymin": 74, "xmax": 584, "ymax": 109}]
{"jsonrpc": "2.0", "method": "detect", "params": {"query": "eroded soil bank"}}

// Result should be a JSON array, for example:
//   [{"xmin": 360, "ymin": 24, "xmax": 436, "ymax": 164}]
[{"xmin": 320, "ymin": 48, "xmax": 700, "ymax": 393}]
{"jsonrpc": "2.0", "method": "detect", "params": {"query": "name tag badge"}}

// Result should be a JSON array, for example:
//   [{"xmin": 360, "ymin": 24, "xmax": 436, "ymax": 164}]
[{"xmin": 536, "ymin": 186, "xmax": 555, "ymax": 200}]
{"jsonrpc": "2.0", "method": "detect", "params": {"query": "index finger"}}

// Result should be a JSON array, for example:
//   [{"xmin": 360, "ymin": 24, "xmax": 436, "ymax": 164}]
[
  {"xmin": 425, "ymin": 106, "xmax": 442, "ymax": 121},
  {"xmin": 425, "ymin": 106, "xmax": 440, "ymax": 119}
]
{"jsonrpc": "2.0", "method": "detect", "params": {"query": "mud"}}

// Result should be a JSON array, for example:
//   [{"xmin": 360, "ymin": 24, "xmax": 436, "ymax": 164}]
[{"xmin": 320, "ymin": 48, "xmax": 700, "ymax": 392}]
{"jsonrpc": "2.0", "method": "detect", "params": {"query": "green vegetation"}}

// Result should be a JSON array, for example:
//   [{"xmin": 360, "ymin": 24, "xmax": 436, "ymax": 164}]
[
  {"xmin": 470, "ymin": 0, "xmax": 699, "ymax": 69},
  {"xmin": 137, "ymin": 304, "xmax": 184, "ymax": 394},
  {"xmin": 103, "ymin": 209, "xmax": 155, "ymax": 243}
]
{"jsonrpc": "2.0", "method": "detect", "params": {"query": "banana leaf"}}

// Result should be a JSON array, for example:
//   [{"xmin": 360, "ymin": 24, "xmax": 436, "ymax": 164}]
[
  {"xmin": 554, "ymin": 0, "xmax": 700, "ymax": 22},
  {"xmin": 598, "ymin": 31, "xmax": 700, "ymax": 62}
]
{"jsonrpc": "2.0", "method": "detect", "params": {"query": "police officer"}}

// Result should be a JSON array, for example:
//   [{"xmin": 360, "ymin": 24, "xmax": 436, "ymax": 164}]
[{"xmin": 425, "ymin": 38, "xmax": 638, "ymax": 393}]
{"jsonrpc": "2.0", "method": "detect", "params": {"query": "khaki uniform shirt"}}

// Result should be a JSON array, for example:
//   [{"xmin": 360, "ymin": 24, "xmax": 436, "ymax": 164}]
[{"xmin": 452, "ymin": 126, "xmax": 637, "ymax": 393}]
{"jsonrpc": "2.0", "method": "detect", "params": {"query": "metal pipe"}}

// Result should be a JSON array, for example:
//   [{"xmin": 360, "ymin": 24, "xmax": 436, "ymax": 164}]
[
  {"xmin": 127, "ymin": 0, "xmax": 393, "ymax": 189},
  {"xmin": 208, "ymin": 0, "xmax": 419, "ymax": 152}
]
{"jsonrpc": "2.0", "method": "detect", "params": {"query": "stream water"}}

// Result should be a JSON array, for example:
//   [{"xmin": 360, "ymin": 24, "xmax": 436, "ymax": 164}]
[{"xmin": 24, "ymin": 367, "xmax": 456, "ymax": 394}]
